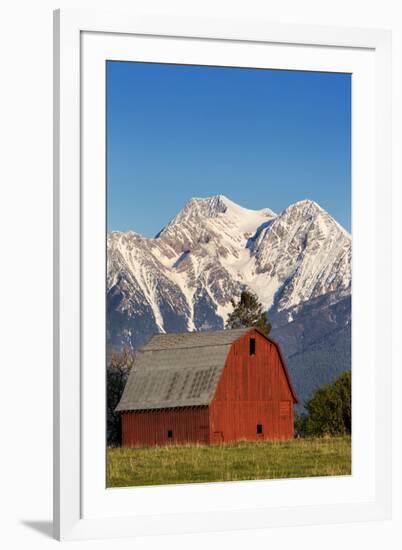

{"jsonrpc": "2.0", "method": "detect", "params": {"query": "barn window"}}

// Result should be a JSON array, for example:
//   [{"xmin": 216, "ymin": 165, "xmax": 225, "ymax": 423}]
[
  {"xmin": 167, "ymin": 430, "xmax": 173, "ymax": 438},
  {"xmin": 280, "ymin": 401, "xmax": 291, "ymax": 418},
  {"xmin": 249, "ymin": 338, "xmax": 256, "ymax": 356},
  {"xmin": 256, "ymin": 424, "xmax": 263, "ymax": 434}
]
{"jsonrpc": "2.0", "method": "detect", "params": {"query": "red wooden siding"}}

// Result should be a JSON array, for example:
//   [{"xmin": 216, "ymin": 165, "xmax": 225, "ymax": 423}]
[
  {"xmin": 209, "ymin": 329, "xmax": 294, "ymax": 442},
  {"xmin": 121, "ymin": 406, "xmax": 210, "ymax": 447}
]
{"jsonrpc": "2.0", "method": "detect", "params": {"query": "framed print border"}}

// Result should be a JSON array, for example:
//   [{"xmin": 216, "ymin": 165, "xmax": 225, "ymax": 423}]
[{"xmin": 53, "ymin": 8, "xmax": 392, "ymax": 541}]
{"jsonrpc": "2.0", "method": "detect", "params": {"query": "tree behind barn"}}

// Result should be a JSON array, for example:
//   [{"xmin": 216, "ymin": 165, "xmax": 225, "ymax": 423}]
[
  {"xmin": 226, "ymin": 290, "xmax": 272, "ymax": 335},
  {"xmin": 107, "ymin": 347, "xmax": 135, "ymax": 446}
]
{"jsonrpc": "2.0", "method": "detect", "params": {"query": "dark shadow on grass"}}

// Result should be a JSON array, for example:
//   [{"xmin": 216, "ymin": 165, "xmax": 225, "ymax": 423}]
[{"xmin": 21, "ymin": 520, "xmax": 53, "ymax": 538}]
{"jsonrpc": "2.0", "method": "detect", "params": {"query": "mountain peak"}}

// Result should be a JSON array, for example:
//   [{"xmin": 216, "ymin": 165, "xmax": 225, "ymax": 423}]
[
  {"xmin": 156, "ymin": 196, "xmax": 228, "ymax": 237},
  {"xmin": 285, "ymin": 199, "xmax": 323, "ymax": 213},
  {"xmin": 158, "ymin": 195, "xmax": 277, "ymax": 237},
  {"xmin": 186, "ymin": 194, "xmax": 230, "ymax": 215},
  {"xmin": 280, "ymin": 199, "xmax": 350, "ymax": 236}
]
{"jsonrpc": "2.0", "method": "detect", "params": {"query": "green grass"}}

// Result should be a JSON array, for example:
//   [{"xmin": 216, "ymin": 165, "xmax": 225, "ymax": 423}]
[{"xmin": 107, "ymin": 436, "xmax": 351, "ymax": 487}]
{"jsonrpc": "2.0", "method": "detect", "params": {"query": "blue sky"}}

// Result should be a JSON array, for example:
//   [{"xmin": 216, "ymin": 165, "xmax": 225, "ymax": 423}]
[{"xmin": 107, "ymin": 61, "xmax": 351, "ymax": 235}]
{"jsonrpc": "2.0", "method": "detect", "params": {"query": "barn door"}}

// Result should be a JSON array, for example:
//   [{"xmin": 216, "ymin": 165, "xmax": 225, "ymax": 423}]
[{"xmin": 212, "ymin": 431, "xmax": 224, "ymax": 444}]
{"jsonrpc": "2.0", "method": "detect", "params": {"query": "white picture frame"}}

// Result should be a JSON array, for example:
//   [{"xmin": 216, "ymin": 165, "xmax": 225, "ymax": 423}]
[{"xmin": 53, "ymin": 8, "xmax": 392, "ymax": 541}]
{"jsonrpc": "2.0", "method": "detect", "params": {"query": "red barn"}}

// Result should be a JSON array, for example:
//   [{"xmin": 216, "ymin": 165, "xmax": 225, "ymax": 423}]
[{"xmin": 116, "ymin": 327, "xmax": 297, "ymax": 447}]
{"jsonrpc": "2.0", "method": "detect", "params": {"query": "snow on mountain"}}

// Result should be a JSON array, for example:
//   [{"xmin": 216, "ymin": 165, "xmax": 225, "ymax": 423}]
[
  {"xmin": 107, "ymin": 194, "xmax": 351, "ymax": 350},
  {"xmin": 159, "ymin": 195, "xmax": 276, "ymax": 237},
  {"xmin": 250, "ymin": 199, "xmax": 351, "ymax": 311}
]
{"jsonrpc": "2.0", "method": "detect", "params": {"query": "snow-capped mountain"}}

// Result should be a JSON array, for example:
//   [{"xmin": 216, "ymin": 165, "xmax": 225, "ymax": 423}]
[{"xmin": 107, "ymin": 195, "xmax": 351, "ymax": 406}]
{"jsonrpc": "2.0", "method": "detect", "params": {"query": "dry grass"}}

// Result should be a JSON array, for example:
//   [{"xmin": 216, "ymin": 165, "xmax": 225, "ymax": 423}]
[{"xmin": 107, "ymin": 436, "xmax": 351, "ymax": 487}]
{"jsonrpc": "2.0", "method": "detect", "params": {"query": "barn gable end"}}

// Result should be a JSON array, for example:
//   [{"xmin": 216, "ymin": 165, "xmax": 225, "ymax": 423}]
[{"xmin": 209, "ymin": 328, "xmax": 296, "ymax": 442}]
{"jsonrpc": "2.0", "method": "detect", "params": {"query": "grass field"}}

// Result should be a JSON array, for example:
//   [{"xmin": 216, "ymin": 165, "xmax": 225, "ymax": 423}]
[{"xmin": 107, "ymin": 436, "xmax": 351, "ymax": 487}]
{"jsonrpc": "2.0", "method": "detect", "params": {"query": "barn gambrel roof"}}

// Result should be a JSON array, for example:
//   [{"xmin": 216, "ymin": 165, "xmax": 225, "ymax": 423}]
[{"xmin": 115, "ymin": 328, "xmax": 297, "ymax": 412}]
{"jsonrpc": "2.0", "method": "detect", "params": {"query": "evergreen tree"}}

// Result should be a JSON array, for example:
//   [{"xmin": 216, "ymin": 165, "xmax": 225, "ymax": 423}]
[
  {"xmin": 226, "ymin": 290, "xmax": 272, "ymax": 335},
  {"xmin": 107, "ymin": 347, "xmax": 135, "ymax": 446}
]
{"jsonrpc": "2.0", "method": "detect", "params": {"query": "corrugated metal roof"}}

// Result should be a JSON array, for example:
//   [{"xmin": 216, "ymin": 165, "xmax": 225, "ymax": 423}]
[{"xmin": 115, "ymin": 328, "xmax": 250, "ymax": 412}]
